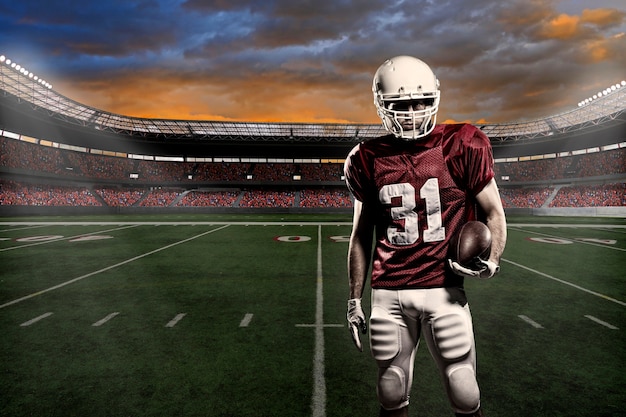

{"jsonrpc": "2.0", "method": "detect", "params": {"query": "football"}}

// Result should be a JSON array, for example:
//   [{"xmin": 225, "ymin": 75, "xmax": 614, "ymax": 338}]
[{"xmin": 448, "ymin": 221, "xmax": 492, "ymax": 269}]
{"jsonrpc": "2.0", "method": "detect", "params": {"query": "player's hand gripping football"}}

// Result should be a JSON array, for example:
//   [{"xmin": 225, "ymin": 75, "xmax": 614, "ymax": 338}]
[
  {"xmin": 448, "ymin": 258, "xmax": 500, "ymax": 279},
  {"xmin": 347, "ymin": 298, "xmax": 367, "ymax": 352}
]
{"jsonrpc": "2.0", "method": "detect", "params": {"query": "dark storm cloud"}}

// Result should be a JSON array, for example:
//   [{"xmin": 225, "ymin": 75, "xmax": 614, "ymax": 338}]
[
  {"xmin": 1, "ymin": 1, "xmax": 177, "ymax": 56},
  {"xmin": 0, "ymin": 0, "xmax": 624, "ymax": 123}
]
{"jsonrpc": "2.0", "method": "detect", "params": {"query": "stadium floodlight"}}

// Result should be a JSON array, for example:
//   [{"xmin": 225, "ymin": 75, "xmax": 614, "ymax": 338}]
[
  {"xmin": 1, "ymin": 53, "xmax": 53, "ymax": 89},
  {"xmin": 578, "ymin": 78, "xmax": 625, "ymax": 107}
]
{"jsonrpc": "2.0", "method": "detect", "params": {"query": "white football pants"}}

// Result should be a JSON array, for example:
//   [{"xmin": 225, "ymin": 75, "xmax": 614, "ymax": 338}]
[{"xmin": 369, "ymin": 287, "xmax": 481, "ymax": 414}]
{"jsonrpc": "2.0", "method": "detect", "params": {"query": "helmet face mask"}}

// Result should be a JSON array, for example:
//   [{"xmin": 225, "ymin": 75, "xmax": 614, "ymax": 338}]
[{"xmin": 372, "ymin": 56, "xmax": 440, "ymax": 140}]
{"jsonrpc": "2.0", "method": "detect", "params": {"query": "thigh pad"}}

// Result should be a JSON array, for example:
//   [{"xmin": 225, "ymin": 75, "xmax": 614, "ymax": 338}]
[
  {"xmin": 430, "ymin": 311, "xmax": 472, "ymax": 361},
  {"xmin": 369, "ymin": 306, "xmax": 401, "ymax": 362}
]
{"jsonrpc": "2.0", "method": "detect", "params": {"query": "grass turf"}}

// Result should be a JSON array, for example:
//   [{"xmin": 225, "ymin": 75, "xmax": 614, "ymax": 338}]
[{"xmin": 0, "ymin": 214, "xmax": 624, "ymax": 416}]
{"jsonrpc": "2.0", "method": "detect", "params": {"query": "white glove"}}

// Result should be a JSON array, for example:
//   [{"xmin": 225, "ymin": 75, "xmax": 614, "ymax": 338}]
[
  {"xmin": 347, "ymin": 298, "xmax": 367, "ymax": 352},
  {"xmin": 448, "ymin": 258, "xmax": 500, "ymax": 279}
]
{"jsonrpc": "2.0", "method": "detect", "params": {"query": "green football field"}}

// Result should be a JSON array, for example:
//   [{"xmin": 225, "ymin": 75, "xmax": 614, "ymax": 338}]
[{"xmin": 1, "ymin": 214, "xmax": 625, "ymax": 417}]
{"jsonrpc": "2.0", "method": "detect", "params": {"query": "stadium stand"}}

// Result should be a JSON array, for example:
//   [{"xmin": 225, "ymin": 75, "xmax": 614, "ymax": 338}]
[
  {"xmin": 499, "ymin": 187, "xmax": 554, "ymax": 209},
  {"xmin": 94, "ymin": 187, "xmax": 145, "ymax": 207},
  {"xmin": 193, "ymin": 163, "xmax": 250, "ymax": 182},
  {"xmin": 0, "ymin": 180, "xmax": 101, "ymax": 206},
  {"xmin": 177, "ymin": 190, "xmax": 239, "ymax": 207},
  {"xmin": 1, "ymin": 135, "xmax": 625, "ymax": 211},
  {"xmin": 493, "ymin": 148, "xmax": 626, "ymax": 182},
  {"xmin": 300, "ymin": 188, "xmax": 353, "ymax": 208},
  {"xmin": 549, "ymin": 183, "xmax": 626, "ymax": 208},
  {"xmin": 140, "ymin": 189, "xmax": 184, "ymax": 207},
  {"xmin": 238, "ymin": 190, "xmax": 296, "ymax": 208}
]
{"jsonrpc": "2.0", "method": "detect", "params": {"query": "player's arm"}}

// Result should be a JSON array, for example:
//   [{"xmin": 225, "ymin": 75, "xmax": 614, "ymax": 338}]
[
  {"xmin": 348, "ymin": 199, "xmax": 374, "ymax": 299},
  {"xmin": 475, "ymin": 178, "xmax": 507, "ymax": 266},
  {"xmin": 461, "ymin": 177, "xmax": 507, "ymax": 279},
  {"xmin": 448, "ymin": 178, "xmax": 506, "ymax": 279},
  {"xmin": 347, "ymin": 199, "xmax": 375, "ymax": 351}
]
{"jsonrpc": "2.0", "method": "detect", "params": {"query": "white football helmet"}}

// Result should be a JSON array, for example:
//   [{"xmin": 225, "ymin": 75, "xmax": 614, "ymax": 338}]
[{"xmin": 372, "ymin": 56, "xmax": 440, "ymax": 140}]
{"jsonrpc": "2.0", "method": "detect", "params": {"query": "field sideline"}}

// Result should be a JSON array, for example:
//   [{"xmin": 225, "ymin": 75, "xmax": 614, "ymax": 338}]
[{"xmin": 1, "ymin": 214, "xmax": 625, "ymax": 416}]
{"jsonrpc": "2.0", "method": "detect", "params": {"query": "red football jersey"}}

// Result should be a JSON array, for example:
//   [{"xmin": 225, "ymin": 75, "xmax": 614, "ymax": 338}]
[{"xmin": 344, "ymin": 123, "xmax": 495, "ymax": 289}]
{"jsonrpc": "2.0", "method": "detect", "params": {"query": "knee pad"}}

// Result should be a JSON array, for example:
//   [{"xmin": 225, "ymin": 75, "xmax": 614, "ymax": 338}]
[
  {"xmin": 377, "ymin": 366, "xmax": 409, "ymax": 410},
  {"xmin": 431, "ymin": 312, "xmax": 472, "ymax": 361},
  {"xmin": 448, "ymin": 365, "xmax": 480, "ymax": 413}
]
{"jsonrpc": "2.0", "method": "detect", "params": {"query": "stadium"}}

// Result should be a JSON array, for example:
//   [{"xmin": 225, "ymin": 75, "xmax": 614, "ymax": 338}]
[
  {"xmin": 0, "ymin": 54, "xmax": 625, "ymax": 216},
  {"xmin": 1, "ymin": 54, "xmax": 625, "ymax": 417}
]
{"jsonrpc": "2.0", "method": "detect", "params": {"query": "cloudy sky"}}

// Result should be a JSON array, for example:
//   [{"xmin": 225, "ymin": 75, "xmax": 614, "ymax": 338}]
[{"xmin": 0, "ymin": 0, "xmax": 624, "ymax": 125}]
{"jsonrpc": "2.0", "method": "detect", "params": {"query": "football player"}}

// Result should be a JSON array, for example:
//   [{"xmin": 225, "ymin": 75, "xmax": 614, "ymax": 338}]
[{"xmin": 344, "ymin": 56, "xmax": 507, "ymax": 417}]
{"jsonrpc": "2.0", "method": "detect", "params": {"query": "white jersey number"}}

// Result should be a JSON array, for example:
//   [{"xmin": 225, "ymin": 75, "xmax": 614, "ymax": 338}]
[{"xmin": 379, "ymin": 179, "xmax": 445, "ymax": 245}]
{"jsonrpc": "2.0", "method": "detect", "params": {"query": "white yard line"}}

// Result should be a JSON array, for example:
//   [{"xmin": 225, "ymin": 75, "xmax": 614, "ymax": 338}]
[
  {"xmin": 165, "ymin": 313, "xmax": 187, "ymax": 328},
  {"xmin": 518, "ymin": 315, "xmax": 544, "ymax": 329},
  {"xmin": 502, "ymin": 258, "xmax": 626, "ymax": 307},
  {"xmin": 312, "ymin": 225, "xmax": 326, "ymax": 417},
  {"xmin": 0, "ymin": 224, "xmax": 51, "ymax": 233},
  {"xmin": 92, "ymin": 312, "xmax": 120, "ymax": 327},
  {"xmin": 507, "ymin": 224, "xmax": 626, "ymax": 229},
  {"xmin": 0, "ymin": 225, "xmax": 230, "ymax": 309},
  {"xmin": 0, "ymin": 221, "xmax": 354, "ymax": 226},
  {"xmin": 20, "ymin": 312, "xmax": 54, "ymax": 327},
  {"xmin": 239, "ymin": 313, "xmax": 254, "ymax": 327},
  {"xmin": 2, "ymin": 221, "xmax": 623, "ymax": 227},
  {"xmin": 584, "ymin": 315, "xmax": 619, "ymax": 330}
]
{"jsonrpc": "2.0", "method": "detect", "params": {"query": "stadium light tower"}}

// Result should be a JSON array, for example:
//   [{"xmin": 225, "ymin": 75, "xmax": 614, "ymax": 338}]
[
  {"xmin": 0, "ymin": 54, "xmax": 52, "ymax": 89},
  {"xmin": 578, "ymin": 80, "xmax": 626, "ymax": 107}
]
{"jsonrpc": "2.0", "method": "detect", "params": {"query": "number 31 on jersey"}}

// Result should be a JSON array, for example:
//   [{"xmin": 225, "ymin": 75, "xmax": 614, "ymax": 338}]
[{"xmin": 379, "ymin": 178, "xmax": 445, "ymax": 245}]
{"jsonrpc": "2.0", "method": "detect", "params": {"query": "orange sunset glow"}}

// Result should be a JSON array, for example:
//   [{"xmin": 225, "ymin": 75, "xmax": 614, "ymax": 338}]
[{"xmin": 2, "ymin": 0, "xmax": 624, "ymax": 125}]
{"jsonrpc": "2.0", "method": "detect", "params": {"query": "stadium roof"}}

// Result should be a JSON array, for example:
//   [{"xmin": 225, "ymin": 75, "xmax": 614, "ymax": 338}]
[{"xmin": 1, "ymin": 55, "xmax": 625, "ymax": 145}]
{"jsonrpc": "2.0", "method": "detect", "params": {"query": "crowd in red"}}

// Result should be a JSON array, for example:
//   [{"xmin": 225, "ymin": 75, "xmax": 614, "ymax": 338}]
[
  {"xmin": 139, "ymin": 189, "xmax": 181, "ymax": 207},
  {"xmin": 238, "ymin": 190, "xmax": 296, "ymax": 208},
  {"xmin": 0, "ymin": 181, "xmax": 101, "ymax": 206},
  {"xmin": 94, "ymin": 187, "xmax": 144, "ymax": 206},
  {"xmin": 493, "ymin": 149, "xmax": 626, "ymax": 182},
  {"xmin": 2, "ymin": 180, "xmax": 623, "ymax": 209},
  {"xmin": 499, "ymin": 187, "xmax": 554, "ymax": 209},
  {"xmin": 498, "ymin": 184, "xmax": 626, "ymax": 208},
  {"xmin": 549, "ymin": 183, "xmax": 625, "ymax": 208},
  {"xmin": 177, "ymin": 191, "xmax": 239, "ymax": 207},
  {"xmin": 300, "ymin": 188, "xmax": 352, "ymax": 208},
  {"xmin": 0, "ymin": 180, "xmax": 355, "ymax": 208},
  {"xmin": 1, "ymin": 136, "xmax": 624, "ymax": 209},
  {"xmin": 0, "ymin": 138, "xmax": 344, "ymax": 182}
]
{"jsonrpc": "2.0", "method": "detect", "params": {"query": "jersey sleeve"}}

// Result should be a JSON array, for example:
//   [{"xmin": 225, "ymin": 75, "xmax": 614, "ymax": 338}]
[
  {"xmin": 444, "ymin": 124, "xmax": 495, "ymax": 196},
  {"xmin": 344, "ymin": 142, "xmax": 377, "ymax": 203}
]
